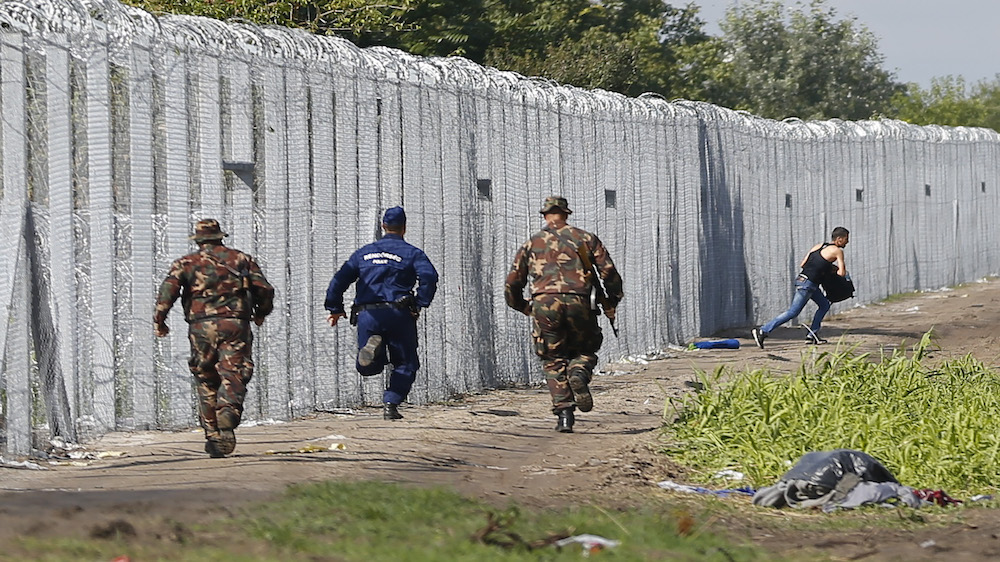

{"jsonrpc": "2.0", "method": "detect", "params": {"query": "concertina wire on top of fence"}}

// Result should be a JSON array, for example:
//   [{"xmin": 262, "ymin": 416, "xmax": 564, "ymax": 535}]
[{"xmin": 0, "ymin": 0, "xmax": 998, "ymax": 455}]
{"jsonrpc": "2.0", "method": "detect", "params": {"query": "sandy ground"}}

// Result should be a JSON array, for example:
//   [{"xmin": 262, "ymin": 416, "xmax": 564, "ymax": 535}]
[{"xmin": 4, "ymin": 279, "xmax": 1000, "ymax": 559}]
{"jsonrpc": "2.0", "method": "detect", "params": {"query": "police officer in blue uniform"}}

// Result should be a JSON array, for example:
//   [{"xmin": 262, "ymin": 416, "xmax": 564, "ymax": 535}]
[{"xmin": 325, "ymin": 206, "xmax": 439, "ymax": 420}]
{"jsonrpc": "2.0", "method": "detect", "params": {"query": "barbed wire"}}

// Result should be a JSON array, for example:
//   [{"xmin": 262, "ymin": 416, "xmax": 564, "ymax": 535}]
[{"xmin": 6, "ymin": 0, "xmax": 995, "ymax": 143}]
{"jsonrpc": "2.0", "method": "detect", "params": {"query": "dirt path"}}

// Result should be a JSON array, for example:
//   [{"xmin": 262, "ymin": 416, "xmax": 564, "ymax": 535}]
[{"xmin": 3, "ymin": 279, "xmax": 1000, "ymax": 559}]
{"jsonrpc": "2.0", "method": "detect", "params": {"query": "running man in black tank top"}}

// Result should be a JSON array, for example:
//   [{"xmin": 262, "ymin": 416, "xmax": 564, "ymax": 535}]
[{"xmin": 751, "ymin": 227, "xmax": 850, "ymax": 349}]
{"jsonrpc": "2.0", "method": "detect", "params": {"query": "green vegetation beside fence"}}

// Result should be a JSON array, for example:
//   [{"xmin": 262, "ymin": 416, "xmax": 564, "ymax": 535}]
[{"xmin": 664, "ymin": 332, "xmax": 1000, "ymax": 496}]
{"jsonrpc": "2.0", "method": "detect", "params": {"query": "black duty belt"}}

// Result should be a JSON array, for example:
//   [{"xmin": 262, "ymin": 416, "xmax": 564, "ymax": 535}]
[{"xmin": 354, "ymin": 301, "xmax": 405, "ymax": 312}]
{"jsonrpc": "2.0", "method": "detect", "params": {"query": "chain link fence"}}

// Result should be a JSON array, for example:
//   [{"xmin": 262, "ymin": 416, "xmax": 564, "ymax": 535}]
[{"xmin": 1, "ymin": 0, "xmax": 999, "ymax": 454}]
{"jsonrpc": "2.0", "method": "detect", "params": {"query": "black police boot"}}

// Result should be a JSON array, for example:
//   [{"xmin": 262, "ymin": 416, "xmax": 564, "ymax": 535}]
[
  {"xmin": 383, "ymin": 402, "xmax": 403, "ymax": 420},
  {"xmin": 555, "ymin": 409, "xmax": 575, "ymax": 433}
]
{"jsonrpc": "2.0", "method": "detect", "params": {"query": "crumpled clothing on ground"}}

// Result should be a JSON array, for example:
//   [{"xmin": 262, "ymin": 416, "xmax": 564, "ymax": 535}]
[
  {"xmin": 754, "ymin": 479, "xmax": 924, "ymax": 512},
  {"xmin": 658, "ymin": 480, "xmax": 755, "ymax": 497},
  {"xmin": 752, "ymin": 449, "xmax": 927, "ymax": 511}
]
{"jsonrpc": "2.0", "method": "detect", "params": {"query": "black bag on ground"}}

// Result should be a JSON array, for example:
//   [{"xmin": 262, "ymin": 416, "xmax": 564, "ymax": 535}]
[
  {"xmin": 781, "ymin": 449, "xmax": 897, "ymax": 488},
  {"xmin": 752, "ymin": 449, "xmax": 920, "ymax": 510},
  {"xmin": 821, "ymin": 274, "xmax": 855, "ymax": 303}
]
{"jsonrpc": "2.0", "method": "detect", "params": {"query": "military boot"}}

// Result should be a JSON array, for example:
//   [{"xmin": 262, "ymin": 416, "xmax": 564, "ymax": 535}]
[
  {"xmin": 204, "ymin": 430, "xmax": 226, "ymax": 458},
  {"xmin": 216, "ymin": 408, "xmax": 239, "ymax": 455},
  {"xmin": 204, "ymin": 438, "xmax": 226, "ymax": 458},
  {"xmin": 555, "ymin": 409, "xmax": 575, "ymax": 433},
  {"xmin": 383, "ymin": 402, "xmax": 403, "ymax": 420},
  {"xmin": 567, "ymin": 368, "xmax": 593, "ymax": 412}
]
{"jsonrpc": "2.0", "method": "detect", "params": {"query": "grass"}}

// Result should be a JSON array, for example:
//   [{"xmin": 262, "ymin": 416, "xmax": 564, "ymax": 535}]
[
  {"xmin": 878, "ymin": 290, "xmax": 924, "ymax": 303},
  {"xmin": 662, "ymin": 331, "xmax": 1000, "ymax": 496},
  {"xmin": 877, "ymin": 276, "xmax": 999, "ymax": 303},
  {"xmin": 3, "ymin": 481, "xmax": 780, "ymax": 561}
]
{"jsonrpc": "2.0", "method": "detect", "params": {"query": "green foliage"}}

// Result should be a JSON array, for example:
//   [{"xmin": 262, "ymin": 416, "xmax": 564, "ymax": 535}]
[
  {"xmin": 672, "ymin": 36, "xmax": 733, "ymax": 103},
  {"xmin": 892, "ymin": 75, "xmax": 1000, "ymax": 131},
  {"xmin": 664, "ymin": 332, "xmax": 1000, "ymax": 495},
  {"xmin": 487, "ymin": 26, "xmax": 642, "ymax": 93},
  {"xmin": 364, "ymin": 0, "xmax": 492, "ymax": 58},
  {"xmin": 123, "ymin": 0, "xmax": 964, "ymax": 122},
  {"xmin": 120, "ymin": 0, "xmax": 412, "ymax": 37},
  {"xmin": 482, "ymin": 0, "xmax": 712, "ymax": 98},
  {"xmin": 711, "ymin": 0, "xmax": 903, "ymax": 119},
  {"xmin": 124, "ymin": 0, "xmax": 715, "ymax": 99}
]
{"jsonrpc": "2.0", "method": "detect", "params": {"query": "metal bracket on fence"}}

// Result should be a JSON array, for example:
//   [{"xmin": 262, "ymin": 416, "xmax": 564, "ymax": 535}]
[
  {"xmin": 223, "ymin": 160, "xmax": 254, "ymax": 172},
  {"xmin": 223, "ymin": 160, "xmax": 254, "ymax": 188}
]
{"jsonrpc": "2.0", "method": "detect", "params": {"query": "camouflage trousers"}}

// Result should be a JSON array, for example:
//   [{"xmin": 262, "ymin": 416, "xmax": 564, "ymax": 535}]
[
  {"xmin": 530, "ymin": 294, "xmax": 603, "ymax": 413},
  {"xmin": 188, "ymin": 318, "xmax": 254, "ymax": 437}
]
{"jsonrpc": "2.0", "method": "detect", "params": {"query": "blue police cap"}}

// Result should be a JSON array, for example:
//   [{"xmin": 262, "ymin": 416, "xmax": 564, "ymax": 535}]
[{"xmin": 382, "ymin": 206, "xmax": 406, "ymax": 227}]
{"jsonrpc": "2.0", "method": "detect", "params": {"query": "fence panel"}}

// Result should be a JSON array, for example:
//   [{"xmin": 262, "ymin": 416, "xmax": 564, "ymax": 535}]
[{"xmin": 1, "ymin": 0, "xmax": 1000, "ymax": 454}]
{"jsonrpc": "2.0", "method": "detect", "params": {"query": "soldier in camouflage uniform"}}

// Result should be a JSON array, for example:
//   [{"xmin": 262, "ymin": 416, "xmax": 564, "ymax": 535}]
[
  {"xmin": 505, "ymin": 196, "xmax": 624, "ymax": 433},
  {"xmin": 154, "ymin": 219, "xmax": 275, "ymax": 457}
]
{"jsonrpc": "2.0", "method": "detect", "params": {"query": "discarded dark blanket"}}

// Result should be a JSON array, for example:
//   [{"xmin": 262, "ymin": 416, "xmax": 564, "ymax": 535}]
[{"xmin": 752, "ymin": 449, "xmax": 924, "ymax": 511}]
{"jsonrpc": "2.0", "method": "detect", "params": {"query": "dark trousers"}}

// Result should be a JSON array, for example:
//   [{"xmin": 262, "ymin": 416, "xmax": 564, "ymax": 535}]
[{"xmin": 355, "ymin": 307, "xmax": 420, "ymax": 405}]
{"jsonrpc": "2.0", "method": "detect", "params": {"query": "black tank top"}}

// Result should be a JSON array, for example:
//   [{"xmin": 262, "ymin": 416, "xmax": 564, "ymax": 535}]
[{"xmin": 800, "ymin": 243, "xmax": 836, "ymax": 282}]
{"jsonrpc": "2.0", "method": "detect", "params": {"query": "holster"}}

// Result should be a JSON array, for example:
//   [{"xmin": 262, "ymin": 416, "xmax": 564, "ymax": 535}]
[
  {"xmin": 349, "ymin": 308, "xmax": 359, "ymax": 326},
  {"xmin": 396, "ymin": 294, "xmax": 419, "ymax": 319}
]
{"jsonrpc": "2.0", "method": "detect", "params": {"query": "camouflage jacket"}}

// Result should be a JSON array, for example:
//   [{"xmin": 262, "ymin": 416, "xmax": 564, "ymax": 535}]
[
  {"xmin": 154, "ymin": 243, "xmax": 275, "ymax": 324},
  {"xmin": 504, "ymin": 224, "xmax": 624, "ymax": 313}
]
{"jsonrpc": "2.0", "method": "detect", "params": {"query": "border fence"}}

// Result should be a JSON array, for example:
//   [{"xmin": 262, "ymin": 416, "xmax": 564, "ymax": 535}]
[{"xmin": 1, "ymin": 0, "xmax": 998, "ymax": 455}]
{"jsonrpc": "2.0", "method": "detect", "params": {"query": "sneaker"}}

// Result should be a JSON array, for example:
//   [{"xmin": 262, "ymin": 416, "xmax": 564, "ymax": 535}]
[
  {"xmin": 751, "ymin": 327, "xmax": 766, "ymax": 349},
  {"xmin": 802, "ymin": 326, "xmax": 828, "ymax": 345},
  {"xmin": 805, "ymin": 333, "xmax": 829, "ymax": 345},
  {"xmin": 567, "ymin": 369, "xmax": 593, "ymax": 412},
  {"xmin": 383, "ymin": 402, "xmax": 403, "ymax": 420},
  {"xmin": 358, "ymin": 335, "xmax": 383, "ymax": 367}
]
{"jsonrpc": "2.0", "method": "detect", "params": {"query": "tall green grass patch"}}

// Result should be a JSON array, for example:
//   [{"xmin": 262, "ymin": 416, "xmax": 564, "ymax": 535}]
[{"xmin": 664, "ymin": 332, "xmax": 1000, "ymax": 495}]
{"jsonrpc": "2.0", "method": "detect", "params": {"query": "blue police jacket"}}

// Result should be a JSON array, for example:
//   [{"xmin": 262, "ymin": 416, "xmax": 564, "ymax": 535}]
[{"xmin": 324, "ymin": 233, "xmax": 439, "ymax": 314}]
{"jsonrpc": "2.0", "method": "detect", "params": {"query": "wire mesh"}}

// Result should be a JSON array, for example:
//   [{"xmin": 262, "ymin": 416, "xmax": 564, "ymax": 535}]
[{"xmin": 2, "ymin": 0, "xmax": 1000, "ymax": 454}]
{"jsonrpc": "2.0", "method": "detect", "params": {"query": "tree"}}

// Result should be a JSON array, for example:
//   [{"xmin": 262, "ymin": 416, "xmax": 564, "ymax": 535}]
[
  {"xmin": 892, "ymin": 76, "xmax": 1000, "ymax": 132},
  {"xmin": 711, "ymin": 0, "xmax": 902, "ymax": 120},
  {"xmin": 483, "ymin": 0, "xmax": 711, "ymax": 98},
  {"xmin": 671, "ymin": 35, "xmax": 734, "ymax": 104},
  {"xmin": 488, "ymin": 26, "xmax": 642, "ymax": 93},
  {"xmin": 359, "ymin": 0, "xmax": 493, "ymax": 58},
  {"xmin": 121, "ymin": 0, "xmax": 413, "ymax": 38},
  {"xmin": 118, "ymin": 0, "xmax": 713, "ymax": 100}
]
